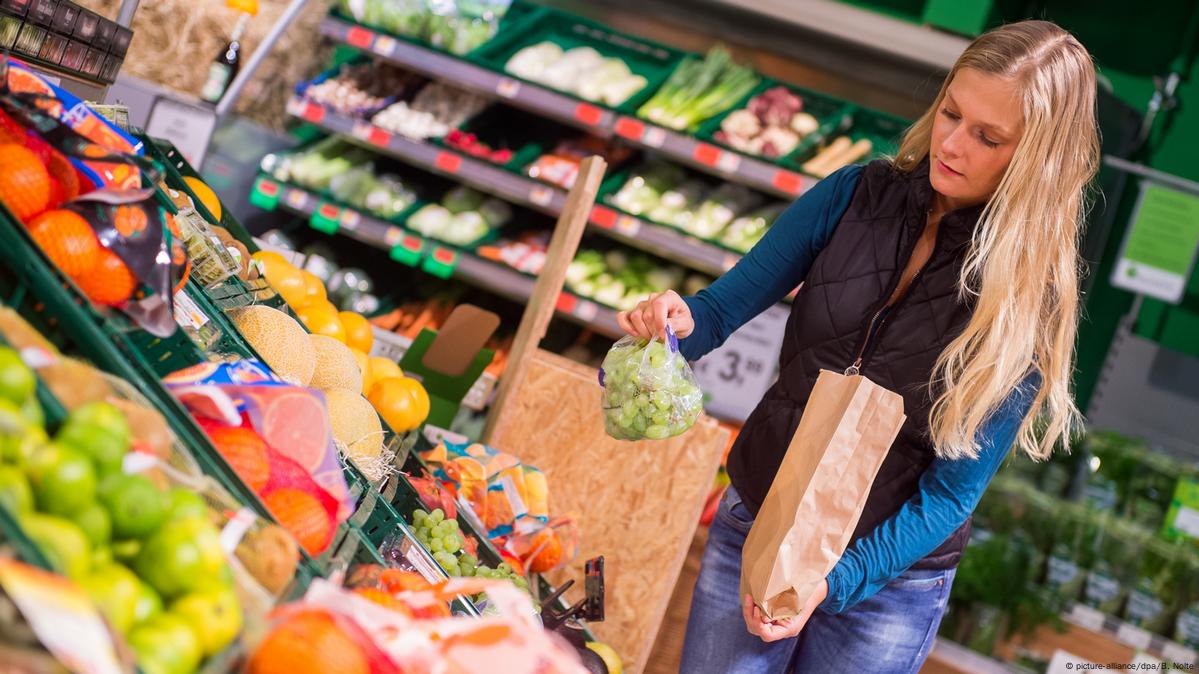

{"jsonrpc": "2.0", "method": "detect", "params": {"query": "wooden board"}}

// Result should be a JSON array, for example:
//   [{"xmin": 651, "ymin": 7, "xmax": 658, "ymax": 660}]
[
  {"xmin": 643, "ymin": 525, "xmax": 708, "ymax": 674},
  {"xmin": 488, "ymin": 349, "xmax": 729, "ymax": 674}
]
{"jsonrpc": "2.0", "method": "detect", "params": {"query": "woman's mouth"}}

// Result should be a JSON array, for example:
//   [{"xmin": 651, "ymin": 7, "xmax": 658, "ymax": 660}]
[{"xmin": 936, "ymin": 159, "xmax": 963, "ymax": 177}]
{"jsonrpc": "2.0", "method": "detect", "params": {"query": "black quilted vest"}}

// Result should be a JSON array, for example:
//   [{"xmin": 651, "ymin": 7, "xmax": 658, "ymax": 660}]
[{"xmin": 729, "ymin": 158, "xmax": 983, "ymax": 570}]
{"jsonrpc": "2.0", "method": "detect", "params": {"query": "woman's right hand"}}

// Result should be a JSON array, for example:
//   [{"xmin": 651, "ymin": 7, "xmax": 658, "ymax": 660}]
[{"xmin": 616, "ymin": 290, "xmax": 695, "ymax": 341}]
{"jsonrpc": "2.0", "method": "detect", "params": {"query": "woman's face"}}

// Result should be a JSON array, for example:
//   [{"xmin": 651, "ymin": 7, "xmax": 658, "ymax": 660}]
[{"xmin": 929, "ymin": 67, "xmax": 1025, "ymax": 209}]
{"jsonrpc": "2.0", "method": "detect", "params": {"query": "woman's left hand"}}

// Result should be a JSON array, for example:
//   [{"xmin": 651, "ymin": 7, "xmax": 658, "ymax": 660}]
[{"xmin": 742, "ymin": 579, "xmax": 828, "ymax": 643}]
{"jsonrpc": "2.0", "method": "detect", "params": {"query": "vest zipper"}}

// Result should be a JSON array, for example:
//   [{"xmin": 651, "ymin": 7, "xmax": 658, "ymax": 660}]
[{"xmin": 844, "ymin": 214, "xmax": 947, "ymax": 377}]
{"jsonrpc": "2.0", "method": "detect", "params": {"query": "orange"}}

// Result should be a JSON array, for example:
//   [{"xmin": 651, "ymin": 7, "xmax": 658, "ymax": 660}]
[
  {"xmin": 0, "ymin": 143, "xmax": 50, "ymax": 221},
  {"xmin": 296, "ymin": 305, "xmax": 345, "ymax": 343},
  {"xmin": 298, "ymin": 270, "xmax": 326, "ymax": 307},
  {"xmin": 338, "ymin": 312, "xmax": 373, "ymax": 353},
  {"xmin": 368, "ymin": 357, "xmax": 403, "ymax": 383},
  {"xmin": 182, "ymin": 176, "xmax": 221, "ymax": 221},
  {"xmin": 75, "ymin": 248, "xmax": 136, "ymax": 306},
  {"xmin": 248, "ymin": 610, "xmax": 369, "ymax": 674},
  {"xmin": 206, "ymin": 425, "xmax": 270, "ymax": 493},
  {"xmin": 27, "ymin": 209, "xmax": 100, "ymax": 277},
  {"xmin": 525, "ymin": 529, "xmax": 563, "ymax": 573},
  {"xmin": 263, "ymin": 488, "xmax": 334, "ymax": 556},
  {"xmin": 259, "ymin": 257, "xmax": 306, "ymax": 308},
  {"xmin": 113, "ymin": 205, "xmax": 148, "ymax": 238},
  {"xmin": 367, "ymin": 377, "xmax": 429, "ymax": 433}
]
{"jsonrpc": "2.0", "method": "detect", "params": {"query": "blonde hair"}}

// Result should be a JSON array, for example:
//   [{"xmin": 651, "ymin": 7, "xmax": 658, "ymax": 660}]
[{"xmin": 893, "ymin": 20, "xmax": 1099, "ymax": 461}]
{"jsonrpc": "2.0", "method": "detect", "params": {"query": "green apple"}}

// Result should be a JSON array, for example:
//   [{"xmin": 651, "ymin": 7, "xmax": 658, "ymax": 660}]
[
  {"xmin": 25, "ymin": 443, "xmax": 96, "ymax": 517},
  {"xmin": 170, "ymin": 582, "xmax": 242, "ymax": 657},
  {"xmin": 79, "ymin": 562, "xmax": 141, "ymax": 635},
  {"xmin": 134, "ymin": 517, "xmax": 225, "ymax": 599},
  {"xmin": 164, "ymin": 489, "xmax": 208, "ymax": 522},
  {"xmin": 132, "ymin": 579, "xmax": 163, "ymax": 626},
  {"xmin": 98, "ymin": 474, "xmax": 167, "ymax": 540},
  {"xmin": 0, "ymin": 347, "xmax": 34, "ymax": 406},
  {"xmin": 20, "ymin": 512, "xmax": 91, "ymax": 579},
  {"xmin": 0, "ymin": 464, "xmax": 33, "ymax": 514},
  {"xmin": 127, "ymin": 613, "xmax": 202, "ymax": 674},
  {"xmin": 70, "ymin": 501, "xmax": 112, "ymax": 547}
]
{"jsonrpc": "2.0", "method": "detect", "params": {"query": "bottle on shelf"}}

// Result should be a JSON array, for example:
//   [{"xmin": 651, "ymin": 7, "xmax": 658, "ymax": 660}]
[{"xmin": 200, "ymin": 11, "xmax": 250, "ymax": 104}]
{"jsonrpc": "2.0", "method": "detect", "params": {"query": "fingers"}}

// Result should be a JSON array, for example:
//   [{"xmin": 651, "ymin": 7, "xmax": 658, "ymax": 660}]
[
  {"xmin": 627, "ymin": 307, "xmax": 650, "ymax": 341},
  {"xmin": 615, "ymin": 311, "xmax": 635, "ymax": 336},
  {"xmin": 650, "ymin": 294, "xmax": 670, "ymax": 340}
]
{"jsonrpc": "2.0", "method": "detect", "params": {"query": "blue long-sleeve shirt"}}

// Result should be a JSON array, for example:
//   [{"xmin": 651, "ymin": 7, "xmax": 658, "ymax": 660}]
[{"xmin": 679, "ymin": 165, "xmax": 1036, "ymax": 614}]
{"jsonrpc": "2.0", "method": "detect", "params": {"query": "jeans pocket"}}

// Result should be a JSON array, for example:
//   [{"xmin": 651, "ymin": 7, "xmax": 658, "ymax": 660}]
[
  {"xmin": 716, "ymin": 487, "xmax": 755, "ymax": 534},
  {"xmin": 887, "ymin": 568, "xmax": 952, "ymax": 592}
]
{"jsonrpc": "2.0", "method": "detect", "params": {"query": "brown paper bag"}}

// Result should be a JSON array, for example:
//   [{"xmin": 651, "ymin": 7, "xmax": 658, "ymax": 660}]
[{"xmin": 740, "ymin": 369, "xmax": 906, "ymax": 619}]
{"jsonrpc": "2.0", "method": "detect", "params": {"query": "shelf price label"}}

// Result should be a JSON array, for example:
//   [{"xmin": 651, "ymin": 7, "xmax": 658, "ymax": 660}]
[
  {"xmin": 390, "ymin": 234, "xmax": 426, "ymax": 267},
  {"xmin": 643, "ymin": 126, "xmax": 667, "ymax": 148},
  {"xmin": 310, "ymin": 201, "xmax": 341, "ymax": 234},
  {"xmin": 373, "ymin": 35, "xmax": 397, "ymax": 57},
  {"xmin": 691, "ymin": 303, "xmax": 789, "ymax": 422},
  {"xmin": 249, "ymin": 176, "xmax": 280, "ymax": 211},
  {"xmin": 614, "ymin": 117, "xmax": 645, "ymax": 141},
  {"xmin": 1115, "ymin": 623, "xmax": 1153, "ymax": 651},
  {"xmin": 555, "ymin": 292, "xmax": 578, "ymax": 314},
  {"xmin": 528, "ymin": 185, "xmax": 555, "ymax": 208},
  {"xmin": 284, "ymin": 188, "xmax": 310, "ymax": 211},
  {"xmin": 692, "ymin": 142, "xmax": 722, "ymax": 167},
  {"xmin": 352, "ymin": 121, "xmax": 391, "ymax": 149},
  {"xmin": 434, "ymin": 151, "xmax": 463, "ymax": 174},
  {"xmin": 496, "ymin": 77, "xmax": 522, "ymax": 99},
  {"xmin": 772, "ymin": 169, "xmax": 804, "ymax": 195},
  {"xmin": 300, "ymin": 100, "xmax": 325, "ymax": 124},
  {"xmin": 575, "ymin": 299, "xmax": 599, "ymax": 322},
  {"xmin": 615, "ymin": 215, "xmax": 640, "ymax": 237},
  {"xmin": 421, "ymin": 246, "xmax": 459, "ymax": 279},
  {"xmin": 383, "ymin": 227, "xmax": 405, "ymax": 247},
  {"xmin": 573, "ymin": 102, "xmax": 604, "ymax": 127},
  {"xmin": 338, "ymin": 208, "xmax": 361, "ymax": 232},
  {"xmin": 716, "ymin": 152, "xmax": 742, "ymax": 173},
  {"xmin": 346, "ymin": 26, "xmax": 375, "ymax": 49},
  {"xmin": 590, "ymin": 205, "xmax": 617, "ymax": 229}
]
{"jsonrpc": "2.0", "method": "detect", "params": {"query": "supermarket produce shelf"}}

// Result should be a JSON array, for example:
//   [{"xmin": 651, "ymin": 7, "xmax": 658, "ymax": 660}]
[
  {"xmin": 286, "ymin": 97, "xmax": 741, "ymax": 276},
  {"xmin": 1064, "ymin": 603, "xmax": 1198, "ymax": 665},
  {"xmin": 319, "ymin": 16, "xmax": 813, "ymax": 202},
  {"xmin": 257, "ymin": 177, "xmax": 625, "ymax": 338},
  {"xmin": 287, "ymin": 95, "xmax": 738, "ymax": 274}
]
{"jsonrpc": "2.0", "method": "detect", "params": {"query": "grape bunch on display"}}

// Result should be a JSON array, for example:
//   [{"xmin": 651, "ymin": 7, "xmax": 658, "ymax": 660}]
[
  {"xmin": 411, "ymin": 509, "xmax": 529, "ymax": 592},
  {"xmin": 600, "ymin": 329, "xmax": 703, "ymax": 441}
]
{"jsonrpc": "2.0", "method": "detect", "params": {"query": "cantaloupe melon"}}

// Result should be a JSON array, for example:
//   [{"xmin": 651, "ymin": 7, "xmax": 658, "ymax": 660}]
[
  {"xmin": 323, "ymin": 388, "xmax": 386, "ymax": 480},
  {"xmin": 230, "ymin": 306, "xmax": 316, "ymax": 386},
  {"xmin": 308, "ymin": 335, "xmax": 362, "ymax": 393}
]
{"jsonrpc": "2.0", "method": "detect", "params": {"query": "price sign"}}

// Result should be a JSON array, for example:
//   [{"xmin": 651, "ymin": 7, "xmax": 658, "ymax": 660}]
[
  {"xmin": 339, "ymin": 208, "xmax": 361, "ymax": 231},
  {"xmin": 643, "ymin": 126, "xmax": 666, "ymax": 148},
  {"xmin": 496, "ymin": 77, "xmax": 521, "ymax": 99},
  {"xmin": 1112, "ymin": 181, "xmax": 1199, "ymax": 303},
  {"xmin": 716, "ymin": 151, "xmax": 742, "ymax": 173},
  {"xmin": 615, "ymin": 215, "xmax": 641, "ymax": 236},
  {"xmin": 574, "ymin": 103, "xmax": 604, "ymax": 127},
  {"xmin": 614, "ymin": 117, "xmax": 645, "ymax": 141},
  {"xmin": 773, "ymin": 170, "xmax": 804, "ymax": 195},
  {"xmin": 691, "ymin": 303, "xmax": 789, "ymax": 422},
  {"xmin": 1115, "ymin": 623, "xmax": 1153, "ymax": 651},
  {"xmin": 1068, "ymin": 603, "xmax": 1108, "ymax": 632},
  {"xmin": 435, "ymin": 151, "xmax": 462, "ymax": 174},
  {"xmin": 346, "ymin": 26, "xmax": 374, "ymax": 49},
  {"xmin": 529, "ymin": 185, "xmax": 555, "ymax": 208},
  {"xmin": 374, "ymin": 35, "xmax": 397, "ymax": 57},
  {"xmin": 285, "ymin": 188, "xmax": 310, "ymax": 210}
]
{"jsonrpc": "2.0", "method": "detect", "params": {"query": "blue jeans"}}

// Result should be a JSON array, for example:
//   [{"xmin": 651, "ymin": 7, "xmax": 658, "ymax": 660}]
[{"xmin": 679, "ymin": 486, "xmax": 954, "ymax": 674}]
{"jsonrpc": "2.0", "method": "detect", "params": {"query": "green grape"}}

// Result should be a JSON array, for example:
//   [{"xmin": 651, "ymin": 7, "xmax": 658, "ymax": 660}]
[
  {"xmin": 443, "ymin": 519, "xmax": 459, "ymax": 533},
  {"xmin": 444, "ymin": 536, "xmax": 461, "ymax": 554},
  {"xmin": 430, "ymin": 538, "xmax": 444, "ymax": 552},
  {"xmin": 429, "ymin": 509, "xmax": 445, "ymax": 525}
]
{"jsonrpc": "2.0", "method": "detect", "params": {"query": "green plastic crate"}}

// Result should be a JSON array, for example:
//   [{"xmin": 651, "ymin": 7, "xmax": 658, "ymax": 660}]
[
  {"xmin": 468, "ymin": 7, "xmax": 686, "ymax": 114},
  {"xmin": 694, "ymin": 78, "xmax": 855, "ymax": 167},
  {"xmin": 329, "ymin": 0, "xmax": 548, "ymax": 59},
  {"xmin": 785, "ymin": 105, "xmax": 912, "ymax": 176}
]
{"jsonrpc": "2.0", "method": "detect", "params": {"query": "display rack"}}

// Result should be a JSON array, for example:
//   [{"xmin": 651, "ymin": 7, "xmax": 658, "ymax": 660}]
[
  {"xmin": 319, "ymin": 15, "xmax": 813, "ymax": 201},
  {"xmin": 252, "ymin": 175, "xmax": 625, "ymax": 338},
  {"xmin": 284, "ymin": 96, "xmax": 741, "ymax": 276}
]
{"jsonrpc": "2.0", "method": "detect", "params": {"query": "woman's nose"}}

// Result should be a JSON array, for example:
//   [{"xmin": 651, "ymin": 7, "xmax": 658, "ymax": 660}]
[{"xmin": 939, "ymin": 125, "xmax": 967, "ymax": 159}]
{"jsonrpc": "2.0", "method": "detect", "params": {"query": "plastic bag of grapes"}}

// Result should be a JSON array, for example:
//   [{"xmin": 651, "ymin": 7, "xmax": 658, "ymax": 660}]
[{"xmin": 600, "ymin": 325, "xmax": 703, "ymax": 440}]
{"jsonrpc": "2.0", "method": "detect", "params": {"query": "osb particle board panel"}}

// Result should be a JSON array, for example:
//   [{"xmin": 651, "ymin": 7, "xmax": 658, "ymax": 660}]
[
  {"xmin": 488, "ymin": 349, "xmax": 729, "ymax": 674},
  {"xmin": 75, "ymin": 0, "xmax": 332, "ymax": 131}
]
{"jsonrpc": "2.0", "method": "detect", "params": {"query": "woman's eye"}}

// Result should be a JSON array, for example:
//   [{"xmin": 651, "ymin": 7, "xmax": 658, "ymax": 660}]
[
  {"xmin": 980, "ymin": 134, "xmax": 999, "ymax": 148},
  {"xmin": 940, "ymin": 108, "xmax": 959, "ymax": 120}
]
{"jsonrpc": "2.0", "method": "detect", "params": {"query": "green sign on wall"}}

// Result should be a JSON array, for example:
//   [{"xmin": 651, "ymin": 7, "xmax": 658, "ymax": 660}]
[{"xmin": 1113, "ymin": 182, "xmax": 1199, "ymax": 304}]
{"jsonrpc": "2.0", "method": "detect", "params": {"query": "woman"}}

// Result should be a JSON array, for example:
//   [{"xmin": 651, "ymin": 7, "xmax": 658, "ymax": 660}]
[{"xmin": 616, "ymin": 20, "xmax": 1098, "ymax": 673}]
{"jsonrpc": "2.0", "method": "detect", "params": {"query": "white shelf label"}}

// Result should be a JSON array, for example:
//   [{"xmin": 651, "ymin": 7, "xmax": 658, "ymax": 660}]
[
  {"xmin": 1116, "ymin": 623, "xmax": 1153, "ymax": 651},
  {"xmin": 1163, "ymin": 642, "xmax": 1197, "ymax": 666},
  {"xmin": 615, "ymin": 215, "xmax": 641, "ymax": 236},
  {"xmin": 692, "ymin": 303, "xmax": 788, "ymax": 422},
  {"xmin": 496, "ymin": 77, "xmax": 522, "ymax": 99},
  {"xmin": 1069, "ymin": 603, "xmax": 1108, "ymax": 632},
  {"xmin": 374, "ymin": 35, "xmax": 397, "ymax": 57},
  {"xmin": 286, "ymin": 189, "xmax": 309, "ymax": 210},
  {"xmin": 643, "ymin": 127, "xmax": 666, "ymax": 148},
  {"xmin": 219, "ymin": 507, "xmax": 257, "ymax": 554},
  {"xmin": 575, "ymin": 300, "xmax": 599, "ymax": 321},
  {"xmin": 339, "ymin": 209, "xmax": 361, "ymax": 231},
  {"xmin": 529, "ymin": 185, "xmax": 554, "ymax": 207},
  {"xmin": 716, "ymin": 151, "xmax": 742, "ymax": 173},
  {"xmin": 384, "ymin": 227, "xmax": 404, "ymax": 247}
]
